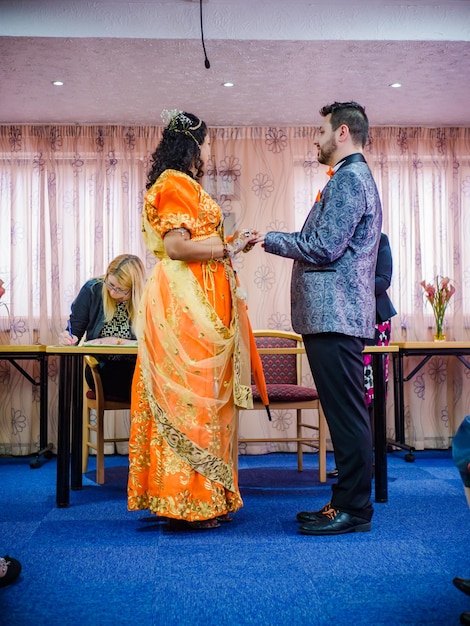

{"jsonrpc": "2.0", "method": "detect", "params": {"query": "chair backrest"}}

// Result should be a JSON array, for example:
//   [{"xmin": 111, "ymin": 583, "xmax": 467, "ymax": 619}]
[
  {"xmin": 84, "ymin": 355, "xmax": 104, "ymax": 399},
  {"xmin": 84, "ymin": 355, "xmax": 106, "ymax": 415},
  {"xmin": 254, "ymin": 334, "xmax": 299, "ymax": 385},
  {"xmin": 252, "ymin": 330, "xmax": 307, "ymax": 386},
  {"xmin": 84, "ymin": 354, "xmax": 130, "ymax": 411}
]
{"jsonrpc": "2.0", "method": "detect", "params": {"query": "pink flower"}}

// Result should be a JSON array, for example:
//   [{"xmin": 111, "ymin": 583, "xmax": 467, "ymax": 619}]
[
  {"xmin": 420, "ymin": 280, "xmax": 436, "ymax": 303},
  {"xmin": 421, "ymin": 275, "xmax": 455, "ymax": 336},
  {"xmin": 0, "ymin": 279, "xmax": 4, "ymax": 300}
]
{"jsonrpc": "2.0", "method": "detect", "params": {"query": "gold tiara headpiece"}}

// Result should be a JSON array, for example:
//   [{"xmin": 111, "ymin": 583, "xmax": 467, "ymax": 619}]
[
  {"xmin": 160, "ymin": 109, "xmax": 202, "ymax": 133},
  {"xmin": 160, "ymin": 109, "xmax": 203, "ymax": 145}
]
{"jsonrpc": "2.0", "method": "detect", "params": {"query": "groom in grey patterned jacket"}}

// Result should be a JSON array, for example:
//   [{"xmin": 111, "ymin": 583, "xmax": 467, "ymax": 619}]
[{"xmin": 256, "ymin": 101, "xmax": 382, "ymax": 535}]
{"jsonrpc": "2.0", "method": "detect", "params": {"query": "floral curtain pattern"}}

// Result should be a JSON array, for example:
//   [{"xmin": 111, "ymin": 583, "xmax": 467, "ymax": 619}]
[{"xmin": 1, "ymin": 124, "xmax": 469, "ymax": 455}]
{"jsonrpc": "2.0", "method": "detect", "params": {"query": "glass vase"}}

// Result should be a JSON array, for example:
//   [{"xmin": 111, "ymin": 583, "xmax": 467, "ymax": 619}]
[{"xmin": 433, "ymin": 316, "xmax": 446, "ymax": 342}]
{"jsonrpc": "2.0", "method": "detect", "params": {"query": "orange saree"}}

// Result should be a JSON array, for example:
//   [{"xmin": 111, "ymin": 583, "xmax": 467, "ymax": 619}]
[{"xmin": 127, "ymin": 170, "xmax": 253, "ymax": 521}]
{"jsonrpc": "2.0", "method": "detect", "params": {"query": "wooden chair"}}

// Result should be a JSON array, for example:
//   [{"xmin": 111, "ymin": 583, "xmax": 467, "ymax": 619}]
[
  {"xmin": 238, "ymin": 330, "xmax": 327, "ymax": 482},
  {"xmin": 82, "ymin": 355, "xmax": 131, "ymax": 484}
]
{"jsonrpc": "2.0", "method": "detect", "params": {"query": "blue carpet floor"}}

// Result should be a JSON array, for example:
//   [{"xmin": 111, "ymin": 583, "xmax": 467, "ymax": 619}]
[{"xmin": 0, "ymin": 450, "xmax": 469, "ymax": 625}]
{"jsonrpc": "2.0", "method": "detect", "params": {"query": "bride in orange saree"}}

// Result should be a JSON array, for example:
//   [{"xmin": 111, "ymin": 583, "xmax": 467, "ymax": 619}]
[{"xmin": 127, "ymin": 111, "xmax": 260, "ymax": 529}]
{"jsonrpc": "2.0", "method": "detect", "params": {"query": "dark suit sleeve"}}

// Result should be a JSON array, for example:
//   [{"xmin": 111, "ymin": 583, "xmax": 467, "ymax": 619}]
[
  {"xmin": 375, "ymin": 233, "xmax": 398, "ymax": 322},
  {"xmin": 375, "ymin": 234, "xmax": 392, "ymax": 296},
  {"xmin": 69, "ymin": 280, "xmax": 103, "ymax": 342}
]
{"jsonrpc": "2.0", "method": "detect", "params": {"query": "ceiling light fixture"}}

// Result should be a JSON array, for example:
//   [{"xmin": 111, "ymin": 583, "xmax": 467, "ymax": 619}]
[
  {"xmin": 223, "ymin": 82, "xmax": 234, "ymax": 88},
  {"xmin": 389, "ymin": 82, "xmax": 402, "ymax": 88},
  {"xmin": 52, "ymin": 80, "xmax": 64, "ymax": 86}
]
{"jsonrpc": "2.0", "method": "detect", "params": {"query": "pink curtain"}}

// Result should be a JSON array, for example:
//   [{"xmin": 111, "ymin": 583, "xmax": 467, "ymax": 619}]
[{"xmin": 1, "ymin": 124, "xmax": 469, "ymax": 454}]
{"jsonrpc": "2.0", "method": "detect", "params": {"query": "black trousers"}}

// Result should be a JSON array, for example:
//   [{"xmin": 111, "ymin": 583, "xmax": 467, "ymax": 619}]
[{"xmin": 303, "ymin": 332, "xmax": 373, "ymax": 520}]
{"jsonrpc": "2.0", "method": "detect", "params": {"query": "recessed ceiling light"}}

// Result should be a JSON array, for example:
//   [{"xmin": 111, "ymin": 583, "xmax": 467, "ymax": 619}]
[
  {"xmin": 52, "ymin": 80, "xmax": 64, "ymax": 86},
  {"xmin": 389, "ymin": 82, "xmax": 402, "ymax": 88},
  {"xmin": 223, "ymin": 82, "xmax": 234, "ymax": 88}
]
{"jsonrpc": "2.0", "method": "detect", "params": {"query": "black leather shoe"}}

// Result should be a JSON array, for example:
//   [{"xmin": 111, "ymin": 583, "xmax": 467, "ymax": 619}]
[
  {"xmin": 0, "ymin": 555, "xmax": 21, "ymax": 587},
  {"xmin": 296, "ymin": 502, "xmax": 333, "ymax": 523},
  {"xmin": 454, "ymin": 578, "xmax": 470, "ymax": 597},
  {"xmin": 460, "ymin": 612, "xmax": 470, "ymax": 625},
  {"xmin": 299, "ymin": 510, "xmax": 371, "ymax": 535}
]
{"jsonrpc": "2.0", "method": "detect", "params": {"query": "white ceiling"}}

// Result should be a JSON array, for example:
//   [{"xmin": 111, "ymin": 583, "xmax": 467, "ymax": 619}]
[{"xmin": 1, "ymin": 0, "xmax": 470, "ymax": 128}]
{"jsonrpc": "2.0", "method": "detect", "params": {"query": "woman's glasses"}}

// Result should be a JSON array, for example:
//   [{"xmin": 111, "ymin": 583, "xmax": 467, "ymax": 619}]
[{"xmin": 104, "ymin": 279, "xmax": 130, "ymax": 296}]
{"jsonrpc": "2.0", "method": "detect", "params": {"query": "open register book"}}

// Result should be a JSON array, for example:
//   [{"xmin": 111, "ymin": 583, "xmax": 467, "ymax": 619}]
[{"xmin": 81, "ymin": 340, "xmax": 138, "ymax": 348}]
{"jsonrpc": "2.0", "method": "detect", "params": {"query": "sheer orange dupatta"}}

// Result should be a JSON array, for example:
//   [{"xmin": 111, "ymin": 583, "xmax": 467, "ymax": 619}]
[{"xmin": 247, "ymin": 318, "xmax": 270, "ymax": 419}]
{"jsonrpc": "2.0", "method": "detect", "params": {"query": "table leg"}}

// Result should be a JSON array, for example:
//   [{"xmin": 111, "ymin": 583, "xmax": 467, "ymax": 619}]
[
  {"xmin": 56, "ymin": 354, "xmax": 72, "ymax": 507},
  {"xmin": 373, "ymin": 352, "xmax": 388, "ymax": 503},
  {"xmin": 394, "ymin": 352, "xmax": 405, "ymax": 443},
  {"xmin": 71, "ymin": 354, "xmax": 83, "ymax": 490},
  {"xmin": 39, "ymin": 354, "xmax": 48, "ymax": 450}
]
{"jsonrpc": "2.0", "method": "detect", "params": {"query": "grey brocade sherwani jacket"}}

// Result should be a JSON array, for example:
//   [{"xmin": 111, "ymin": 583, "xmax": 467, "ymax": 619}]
[{"xmin": 264, "ymin": 157, "xmax": 382, "ymax": 340}]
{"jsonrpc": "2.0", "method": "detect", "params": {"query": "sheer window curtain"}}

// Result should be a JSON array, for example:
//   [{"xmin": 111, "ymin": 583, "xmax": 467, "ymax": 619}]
[
  {"xmin": 0, "ymin": 125, "xmax": 159, "ymax": 454},
  {"xmin": 1, "ymin": 124, "xmax": 469, "ymax": 455},
  {"xmin": 369, "ymin": 128, "xmax": 470, "ymax": 448}
]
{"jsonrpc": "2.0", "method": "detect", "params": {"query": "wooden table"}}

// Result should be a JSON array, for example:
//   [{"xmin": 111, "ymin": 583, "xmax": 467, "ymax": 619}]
[
  {"xmin": 0, "ymin": 344, "xmax": 48, "ymax": 450},
  {"xmin": 46, "ymin": 344, "xmax": 137, "ymax": 507},
  {"xmin": 47, "ymin": 343, "xmax": 397, "ymax": 507},
  {"xmin": 391, "ymin": 341, "xmax": 470, "ymax": 458}
]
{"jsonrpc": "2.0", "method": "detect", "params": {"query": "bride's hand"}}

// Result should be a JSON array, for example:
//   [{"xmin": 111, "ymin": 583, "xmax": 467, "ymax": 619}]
[
  {"xmin": 248, "ymin": 232, "xmax": 266, "ymax": 245},
  {"xmin": 230, "ymin": 229, "xmax": 260, "ymax": 254}
]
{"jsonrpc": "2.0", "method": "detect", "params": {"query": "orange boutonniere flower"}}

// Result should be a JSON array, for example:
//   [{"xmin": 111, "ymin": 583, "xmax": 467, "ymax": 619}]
[{"xmin": 315, "ymin": 167, "xmax": 335, "ymax": 203}]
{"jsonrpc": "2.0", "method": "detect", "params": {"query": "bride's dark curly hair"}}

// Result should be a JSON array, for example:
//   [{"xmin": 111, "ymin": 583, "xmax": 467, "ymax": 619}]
[{"xmin": 146, "ymin": 112, "xmax": 208, "ymax": 189}]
